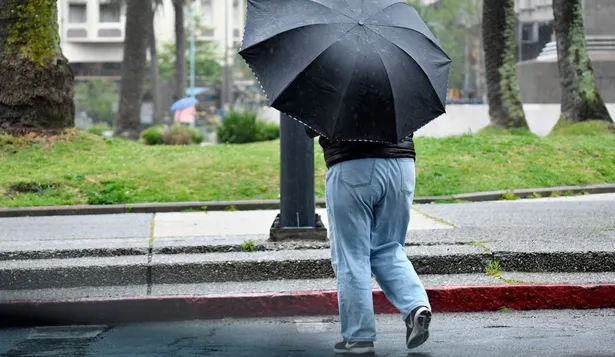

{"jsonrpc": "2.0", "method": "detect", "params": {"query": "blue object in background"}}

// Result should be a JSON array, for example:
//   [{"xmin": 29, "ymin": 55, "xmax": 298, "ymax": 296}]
[{"xmin": 170, "ymin": 97, "xmax": 199, "ymax": 112}]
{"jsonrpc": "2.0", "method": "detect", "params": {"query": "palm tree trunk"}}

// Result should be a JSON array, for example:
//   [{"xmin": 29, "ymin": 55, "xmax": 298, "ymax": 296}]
[
  {"xmin": 0, "ymin": 0, "xmax": 74, "ymax": 132},
  {"xmin": 149, "ymin": 3, "xmax": 164, "ymax": 125},
  {"xmin": 482, "ymin": 0, "xmax": 527, "ymax": 129},
  {"xmin": 115, "ymin": 0, "xmax": 150, "ymax": 138},
  {"xmin": 552, "ymin": 0, "xmax": 611, "ymax": 122},
  {"xmin": 173, "ymin": 0, "xmax": 187, "ymax": 99}
]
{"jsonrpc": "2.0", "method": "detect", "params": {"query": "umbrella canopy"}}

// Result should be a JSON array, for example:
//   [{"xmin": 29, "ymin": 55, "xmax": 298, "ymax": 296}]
[
  {"xmin": 170, "ymin": 97, "xmax": 199, "ymax": 112},
  {"xmin": 239, "ymin": 0, "xmax": 451, "ymax": 143}
]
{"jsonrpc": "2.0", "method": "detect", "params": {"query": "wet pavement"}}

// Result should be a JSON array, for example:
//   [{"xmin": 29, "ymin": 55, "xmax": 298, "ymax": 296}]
[{"xmin": 1, "ymin": 309, "xmax": 614, "ymax": 356}]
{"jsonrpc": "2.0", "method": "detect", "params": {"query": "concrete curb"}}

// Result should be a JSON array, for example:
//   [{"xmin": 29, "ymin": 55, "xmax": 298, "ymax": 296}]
[
  {"xmin": 1, "ymin": 284, "xmax": 614, "ymax": 327},
  {"xmin": 1, "ymin": 184, "xmax": 613, "ymax": 218},
  {"xmin": 2, "ymin": 251, "xmax": 614, "ymax": 290}
]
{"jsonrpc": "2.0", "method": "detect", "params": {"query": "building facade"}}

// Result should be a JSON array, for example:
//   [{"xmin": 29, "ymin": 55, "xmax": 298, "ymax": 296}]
[
  {"xmin": 57, "ymin": 0, "xmax": 246, "ymax": 79},
  {"xmin": 515, "ymin": 0, "xmax": 615, "ymax": 103},
  {"xmin": 514, "ymin": 0, "xmax": 555, "ymax": 61},
  {"xmin": 515, "ymin": 0, "xmax": 615, "ymax": 61}
]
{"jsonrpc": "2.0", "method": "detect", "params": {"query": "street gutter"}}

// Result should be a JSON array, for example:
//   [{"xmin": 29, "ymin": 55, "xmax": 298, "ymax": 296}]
[{"xmin": 1, "ymin": 284, "xmax": 614, "ymax": 327}]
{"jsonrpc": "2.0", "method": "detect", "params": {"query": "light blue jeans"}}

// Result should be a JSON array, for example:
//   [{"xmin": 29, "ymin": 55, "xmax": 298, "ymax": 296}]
[{"xmin": 325, "ymin": 158, "xmax": 430, "ymax": 342}]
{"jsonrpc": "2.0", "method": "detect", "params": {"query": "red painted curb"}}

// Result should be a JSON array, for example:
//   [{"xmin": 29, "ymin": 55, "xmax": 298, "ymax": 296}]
[{"xmin": 1, "ymin": 284, "xmax": 614, "ymax": 327}]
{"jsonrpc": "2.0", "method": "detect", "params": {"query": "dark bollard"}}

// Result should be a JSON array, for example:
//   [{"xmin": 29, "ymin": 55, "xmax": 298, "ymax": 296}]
[{"xmin": 269, "ymin": 113, "xmax": 327, "ymax": 241}]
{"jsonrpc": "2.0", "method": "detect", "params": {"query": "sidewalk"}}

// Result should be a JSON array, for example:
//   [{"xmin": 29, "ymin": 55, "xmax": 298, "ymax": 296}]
[{"xmin": 1, "ymin": 194, "xmax": 614, "ymax": 326}]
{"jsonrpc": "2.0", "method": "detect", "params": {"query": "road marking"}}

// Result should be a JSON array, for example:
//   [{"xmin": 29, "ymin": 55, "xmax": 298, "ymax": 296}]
[
  {"xmin": 28, "ymin": 325, "xmax": 107, "ymax": 340},
  {"xmin": 294, "ymin": 319, "xmax": 334, "ymax": 333},
  {"xmin": 5, "ymin": 325, "xmax": 108, "ymax": 357}
]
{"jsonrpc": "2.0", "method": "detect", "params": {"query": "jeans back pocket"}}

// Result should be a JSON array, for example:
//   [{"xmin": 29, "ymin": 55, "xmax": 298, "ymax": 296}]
[{"xmin": 340, "ymin": 159, "xmax": 376, "ymax": 188}]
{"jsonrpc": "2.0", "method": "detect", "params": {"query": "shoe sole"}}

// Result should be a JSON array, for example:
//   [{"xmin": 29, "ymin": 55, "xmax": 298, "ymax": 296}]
[
  {"xmin": 406, "ymin": 308, "xmax": 431, "ymax": 349},
  {"xmin": 333, "ymin": 346, "xmax": 376, "ymax": 355}
]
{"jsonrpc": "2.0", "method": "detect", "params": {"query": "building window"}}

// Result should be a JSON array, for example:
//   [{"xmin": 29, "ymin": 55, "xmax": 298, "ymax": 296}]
[
  {"xmin": 68, "ymin": 3, "xmax": 87, "ymax": 23},
  {"xmin": 99, "ymin": 3, "xmax": 121, "ymax": 23},
  {"xmin": 201, "ymin": 0, "xmax": 213, "ymax": 24},
  {"xmin": 233, "ymin": 0, "xmax": 244, "ymax": 29}
]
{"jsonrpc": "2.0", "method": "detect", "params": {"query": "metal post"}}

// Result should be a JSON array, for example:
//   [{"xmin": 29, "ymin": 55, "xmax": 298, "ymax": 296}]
[
  {"xmin": 280, "ymin": 113, "xmax": 315, "ymax": 228},
  {"xmin": 270, "ymin": 114, "xmax": 326, "ymax": 241}
]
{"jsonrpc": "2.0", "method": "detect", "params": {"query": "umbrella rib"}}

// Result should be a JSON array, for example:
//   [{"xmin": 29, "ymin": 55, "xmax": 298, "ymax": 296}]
[
  {"xmin": 361, "ymin": 0, "xmax": 366, "ymax": 19},
  {"xmin": 364, "ymin": 26, "xmax": 443, "ymax": 108},
  {"xmin": 340, "ymin": 0, "xmax": 358, "ymax": 17},
  {"xmin": 362, "ymin": 26, "xmax": 398, "ymax": 142},
  {"xmin": 363, "ymin": 1, "xmax": 403, "ymax": 22},
  {"xmin": 307, "ymin": 0, "xmax": 355, "ymax": 21},
  {"xmin": 270, "ymin": 25, "xmax": 359, "ymax": 105},
  {"xmin": 241, "ymin": 23, "xmax": 356, "ymax": 52},
  {"xmin": 329, "ymin": 44, "xmax": 359, "ymax": 140},
  {"xmin": 364, "ymin": 24, "xmax": 446, "ymax": 52}
]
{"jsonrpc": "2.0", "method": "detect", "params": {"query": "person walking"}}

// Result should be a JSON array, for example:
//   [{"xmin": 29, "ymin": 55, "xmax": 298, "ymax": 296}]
[{"xmin": 305, "ymin": 128, "xmax": 432, "ymax": 355}]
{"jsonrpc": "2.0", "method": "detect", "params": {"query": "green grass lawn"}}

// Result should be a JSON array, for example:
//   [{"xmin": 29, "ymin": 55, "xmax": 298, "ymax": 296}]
[{"xmin": 1, "ymin": 121, "xmax": 614, "ymax": 208}]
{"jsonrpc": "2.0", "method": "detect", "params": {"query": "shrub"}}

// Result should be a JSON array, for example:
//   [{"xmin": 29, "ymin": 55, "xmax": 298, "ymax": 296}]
[
  {"xmin": 217, "ymin": 110, "xmax": 259, "ymax": 144},
  {"xmin": 256, "ymin": 121, "xmax": 281, "ymax": 141},
  {"xmin": 141, "ymin": 125, "xmax": 204, "ymax": 146},
  {"xmin": 140, "ymin": 125, "xmax": 165, "ymax": 145},
  {"xmin": 88, "ymin": 124, "xmax": 112, "ymax": 136},
  {"xmin": 217, "ymin": 110, "xmax": 280, "ymax": 144},
  {"xmin": 189, "ymin": 127, "xmax": 205, "ymax": 144},
  {"xmin": 162, "ymin": 125, "xmax": 192, "ymax": 145}
]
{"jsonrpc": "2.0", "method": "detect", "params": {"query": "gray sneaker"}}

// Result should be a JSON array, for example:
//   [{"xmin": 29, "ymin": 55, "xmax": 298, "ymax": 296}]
[
  {"xmin": 333, "ymin": 340, "xmax": 375, "ymax": 354},
  {"xmin": 406, "ymin": 306, "xmax": 431, "ymax": 349}
]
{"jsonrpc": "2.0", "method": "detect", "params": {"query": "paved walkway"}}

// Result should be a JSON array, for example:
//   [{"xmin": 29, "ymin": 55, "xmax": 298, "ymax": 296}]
[
  {"xmin": 0, "ymin": 194, "xmax": 613, "ymax": 244},
  {"xmin": 1, "ymin": 194, "xmax": 614, "ymax": 302}
]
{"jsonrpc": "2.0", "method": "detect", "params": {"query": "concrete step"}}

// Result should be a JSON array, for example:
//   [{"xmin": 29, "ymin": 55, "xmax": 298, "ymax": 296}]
[{"xmin": 1, "ymin": 244, "xmax": 615, "ymax": 291}]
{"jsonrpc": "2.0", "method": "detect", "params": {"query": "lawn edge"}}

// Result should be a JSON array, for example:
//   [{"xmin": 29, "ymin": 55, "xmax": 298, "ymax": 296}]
[{"xmin": 1, "ymin": 184, "xmax": 614, "ymax": 218}]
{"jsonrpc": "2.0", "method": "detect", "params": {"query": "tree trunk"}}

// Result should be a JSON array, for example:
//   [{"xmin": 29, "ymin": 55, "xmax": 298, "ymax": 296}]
[
  {"xmin": 149, "ymin": 3, "xmax": 164, "ymax": 125},
  {"xmin": 115, "ymin": 0, "xmax": 150, "ymax": 138},
  {"xmin": 173, "ymin": 0, "xmax": 186, "ymax": 99},
  {"xmin": 552, "ymin": 0, "xmax": 611, "ymax": 122},
  {"xmin": 482, "ymin": 0, "xmax": 527, "ymax": 129},
  {"xmin": 0, "ymin": 0, "xmax": 74, "ymax": 132}
]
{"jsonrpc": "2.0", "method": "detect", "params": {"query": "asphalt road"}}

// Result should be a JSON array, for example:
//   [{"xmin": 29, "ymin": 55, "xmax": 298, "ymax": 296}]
[{"xmin": 1, "ymin": 310, "xmax": 614, "ymax": 357}]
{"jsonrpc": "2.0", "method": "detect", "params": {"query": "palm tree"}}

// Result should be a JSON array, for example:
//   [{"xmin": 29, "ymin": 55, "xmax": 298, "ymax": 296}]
[
  {"xmin": 115, "ymin": 0, "xmax": 151, "ymax": 138},
  {"xmin": 0, "ymin": 0, "xmax": 74, "ymax": 132},
  {"xmin": 482, "ymin": 0, "xmax": 527, "ymax": 129},
  {"xmin": 552, "ymin": 0, "xmax": 611, "ymax": 122},
  {"xmin": 173, "ymin": 0, "xmax": 187, "ymax": 99}
]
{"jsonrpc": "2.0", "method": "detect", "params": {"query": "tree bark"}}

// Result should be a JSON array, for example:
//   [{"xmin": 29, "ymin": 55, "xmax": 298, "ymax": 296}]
[
  {"xmin": 115, "ymin": 0, "xmax": 150, "ymax": 138},
  {"xmin": 482, "ymin": 0, "xmax": 527, "ymax": 129},
  {"xmin": 173, "ymin": 0, "xmax": 186, "ymax": 99},
  {"xmin": 552, "ymin": 0, "xmax": 611, "ymax": 122},
  {"xmin": 0, "ymin": 0, "xmax": 74, "ymax": 132},
  {"xmin": 149, "ymin": 2, "xmax": 164, "ymax": 125}
]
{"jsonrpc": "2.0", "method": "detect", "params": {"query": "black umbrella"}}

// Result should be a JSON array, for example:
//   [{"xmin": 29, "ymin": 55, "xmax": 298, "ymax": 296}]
[{"xmin": 239, "ymin": 0, "xmax": 451, "ymax": 143}]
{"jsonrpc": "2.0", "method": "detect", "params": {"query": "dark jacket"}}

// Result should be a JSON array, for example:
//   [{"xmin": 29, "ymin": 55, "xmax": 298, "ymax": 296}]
[{"xmin": 305, "ymin": 128, "xmax": 416, "ymax": 168}]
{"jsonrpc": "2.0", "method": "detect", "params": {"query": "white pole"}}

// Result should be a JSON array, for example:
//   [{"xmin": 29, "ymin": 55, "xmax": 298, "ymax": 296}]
[
  {"xmin": 189, "ymin": 1, "xmax": 196, "ymax": 98},
  {"xmin": 222, "ymin": 0, "xmax": 232, "ymax": 111}
]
